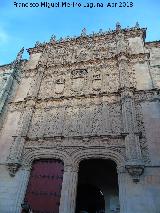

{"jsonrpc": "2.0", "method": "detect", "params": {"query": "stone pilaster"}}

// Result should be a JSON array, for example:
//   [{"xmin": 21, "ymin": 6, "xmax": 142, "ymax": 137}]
[
  {"xmin": 7, "ymin": 66, "xmax": 45, "ymax": 176},
  {"xmin": 7, "ymin": 103, "xmax": 34, "ymax": 176},
  {"xmin": 59, "ymin": 165, "xmax": 78, "ymax": 213},
  {"xmin": 117, "ymin": 166, "xmax": 127, "ymax": 213},
  {"xmin": 14, "ymin": 167, "xmax": 31, "ymax": 213},
  {"xmin": 27, "ymin": 66, "xmax": 45, "ymax": 99},
  {"xmin": 117, "ymin": 51, "xmax": 144, "ymax": 182},
  {"xmin": 121, "ymin": 88, "xmax": 142, "ymax": 161}
]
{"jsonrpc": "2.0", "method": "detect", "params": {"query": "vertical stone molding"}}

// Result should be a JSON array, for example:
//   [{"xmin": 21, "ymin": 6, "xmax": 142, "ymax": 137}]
[
  {"xmin": 27, "ymin": 66, "xmax": 45, "ymax": 99},
  {"xmin": 7, "ymin": 105, "xmax": 34, "ymax": 176},
  {"xmin": 117, "ymin": 52, "xmax": 144, "ymax": 181},
  {"xmin": 14, "ymin": 167, "xmax": 31, "ymax": 213},
  {"xmin": 120, "ymin": 88, "xmax": 144, "ymax": 171},
  {"xmin": 7, "ymin": 66, "xmax": 45, "ymax": 176},
  {"xmin": 121, "ymin": 89, "xmax": 143, "ymax": 162},
  {"xmin": 117, "ymin": 166, "xmax": 127, "ymax": 213},
  {"xmin": 59, "ymin": 165, "xmax": 78, "ymax": 213}
]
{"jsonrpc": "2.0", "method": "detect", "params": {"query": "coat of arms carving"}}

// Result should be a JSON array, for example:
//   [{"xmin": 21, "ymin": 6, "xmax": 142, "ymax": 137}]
[
  {"xmin": 55, "ymin": 77, "xmax": 65, "ymax": 94},
  {"xmin": 71, "ymin": 69, "xmax": 87, "ymax": 92},
  {"xmin": 92, "ymin": 72, "xmax": 102, "ymax": 91}
]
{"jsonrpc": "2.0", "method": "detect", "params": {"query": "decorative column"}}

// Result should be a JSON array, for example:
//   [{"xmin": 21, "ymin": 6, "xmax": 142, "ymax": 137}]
[
  {"xmin": 116, "ymin": 29, "xmax": 144, "ymax": 182},
  {"xmin": 59, "ymin": 165, "xmax": 78, "ymax": 213},
  {"xmin": 117, "ymin": 166, "xmax": 127, "ymax": 213},
  {"xmin": 7, "ymin": 66, "xmax": 45, "ymax": 176},
  {"xmin": 7, "ymin": 101, "xmax": 34, "ymax": 176},
  {"xmin": 13, "ymin": 166, "xmax": 31, "ymax": 213}
]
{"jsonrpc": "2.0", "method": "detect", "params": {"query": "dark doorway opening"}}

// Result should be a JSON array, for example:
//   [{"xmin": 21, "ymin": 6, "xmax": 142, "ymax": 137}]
[
  {"xmin": 76, "ymin": 183, "xmax": 105, "ymax": 213},
  {"xmin": 75, "ymin": 159, "xmax": 119, "ymax": 213}
]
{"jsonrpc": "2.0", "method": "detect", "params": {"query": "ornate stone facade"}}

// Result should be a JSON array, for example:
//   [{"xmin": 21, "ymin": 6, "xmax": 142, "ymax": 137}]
[{"xmin": 0, "ymin": 24, "xmax": 160, "ymax": 213}]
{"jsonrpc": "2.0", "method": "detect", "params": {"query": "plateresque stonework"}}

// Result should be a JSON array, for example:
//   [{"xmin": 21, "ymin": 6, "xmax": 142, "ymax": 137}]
[{"xmin": 0, "ymin": 23, "xmax": 160, "ymax": 213}]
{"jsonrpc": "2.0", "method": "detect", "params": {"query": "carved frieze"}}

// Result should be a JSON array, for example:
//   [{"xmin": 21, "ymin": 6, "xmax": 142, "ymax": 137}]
[
  {"xmin": 44, "ymin": 36, "xmax": 117, "ymax": 68},
  {"xmin": 27, "ymin": 99, "xmax": 122, "ymax": 138}
]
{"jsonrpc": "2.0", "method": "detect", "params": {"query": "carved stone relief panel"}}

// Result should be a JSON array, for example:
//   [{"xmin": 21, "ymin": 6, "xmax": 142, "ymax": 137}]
[
  {"xmin": 45, "ymin": 107, "xmax": 65, "ymax": 137},
  {"xmin": 45, "ymin": 37, "xmax": 117, "ymax": 66},
  {"xmin": 116, "ymin": 32, "xmax": 129, "ymax": 54},
  {"xmin": 26, "ymin": 98, "xmax": 121, "ymax": 137},
  {"xmin": 27, "ymin": 99, "xmax": 122, "ymax": 139},
  {"xmin": 91, "ymin": 63, "xmax": 119, "ymax": 94},
  {"xmin": 36, "ymin": 59, "xmax": 122, "ymax": 99},
  {"xmin": 25, "ymin": 137, "xmax": 125, "ymax": 148},
  {"xmin": 63, "ymin": 106, "xmax": 84, "ymax": 136},
  {"xmin": 128, "ymin": 64, "xmax": 137, "ymax": 88},
  {"xmin": 38, "ymin": 74, "xmax": 54, "ymax": 99},
  {"xmin": 55, "ymin": 77, "xmax": 65, "ymax": 94},
  {"xmin": 27, "ymin": 109, "xmax": 47, "ymax": 138},
  {"xmin": 108, "ymin": 103, "xmax": 122, "ymax": 134},
  {"xmin": 92, "ymin": 71, "xmax": 102, "ymax": 91},
  {"xmin": 70, "ymin": 69, "xmax": 88, "ymax": 93},
  {"xmin": 135, "ymin": 103, "xmax": 150, "ymax": 163}
]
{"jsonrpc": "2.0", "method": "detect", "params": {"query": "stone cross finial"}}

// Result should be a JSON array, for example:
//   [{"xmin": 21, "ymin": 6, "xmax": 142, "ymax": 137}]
[
  {"xmin": 16, "ymin": 47, "xmax": 24, "ymax": 62},
  {"xmin": 99, "ymin": 29, "xmax": 103, "ymax": 34},
  {"xmin": 135, "ymin": 21, "xmax": 140, "ymax": 28},
  {"xmin": 116, "ymin": 22, "xmax": 121, "ymax": 31},
  {"xmin": 59, "ymin": 37, "xmax": 63, "ymax": 42},
  {"xmin": 92, "ymin": 31, "xmax": 95, "ymax": 36},
  {"xmin": 81, "ymin": 28, "xmax": 87, "ymax": 36},
  {"xmin": 35, "ymin": 41, "xmax": 41, "ymax": 47},
  {"xmin": 50, "ymin": 34, "xmax": 56, "ymax": 42},
  {"xmin": 11, "ymin": 47, "xmax": 24, "ymax": 69}
]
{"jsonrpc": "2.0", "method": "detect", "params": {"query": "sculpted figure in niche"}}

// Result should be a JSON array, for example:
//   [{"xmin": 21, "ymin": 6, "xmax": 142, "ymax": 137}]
[{"xmin": 116, "ymin": 33, "xmax": 128, "ymax": 54}]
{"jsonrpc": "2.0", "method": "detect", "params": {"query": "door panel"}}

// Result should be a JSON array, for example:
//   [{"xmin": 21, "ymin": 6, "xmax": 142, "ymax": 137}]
[{"xmin": 23, "ymin": 159, "xmax": 64, "ymax": 213}]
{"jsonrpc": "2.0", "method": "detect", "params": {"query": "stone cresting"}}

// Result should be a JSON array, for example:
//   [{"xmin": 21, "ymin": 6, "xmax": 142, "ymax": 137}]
[{"xmin": 2, "ymin": 22, "xmax": 160, "ymax": 185}]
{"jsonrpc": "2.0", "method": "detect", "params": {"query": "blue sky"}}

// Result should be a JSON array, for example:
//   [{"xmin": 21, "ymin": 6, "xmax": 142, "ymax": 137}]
[{"xmin": 0, "ymin": 0, "xmax": 160, "ymax": 65}]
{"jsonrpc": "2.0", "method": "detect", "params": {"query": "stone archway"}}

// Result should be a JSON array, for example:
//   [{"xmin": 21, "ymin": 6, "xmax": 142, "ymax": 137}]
[
  {"xmin": 16, "ymin": 147, "xmax": 126, "ymax": 213},
  {"xmin": 58, "ymin": 148, "xmax": 126, "ymax": 213},
  {"xmin": 14, "ymin": 148, "xmax": 71, "ymax": 213}
]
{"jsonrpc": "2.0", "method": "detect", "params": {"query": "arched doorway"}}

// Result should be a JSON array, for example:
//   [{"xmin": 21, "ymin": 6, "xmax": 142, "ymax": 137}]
[
  {"xmin": 75, "ymin": 159, "xmax": 120, "ymax": 213},
  {"xmin": 22, "ymin": 159, "xmax": 64, "ymax": 213}
]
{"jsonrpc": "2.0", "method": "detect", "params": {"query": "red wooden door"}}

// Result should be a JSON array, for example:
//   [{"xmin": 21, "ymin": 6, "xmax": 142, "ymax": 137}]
[{"xmin": 23, "ymin": 159, "xmax": 64, "ymax": 213}]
